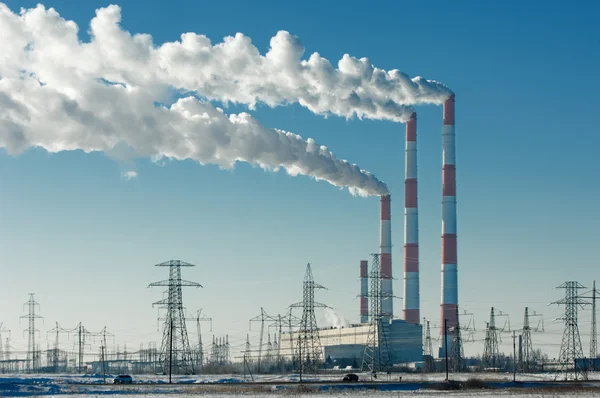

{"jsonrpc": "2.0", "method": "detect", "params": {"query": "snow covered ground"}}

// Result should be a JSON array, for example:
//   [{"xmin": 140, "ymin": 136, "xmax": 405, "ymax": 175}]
[
  {"xmin": 1, "ymin": 372, "xmax": 600, "ymax": 396},
  {"xmin": 12, "ymin": 393, "xmax": 600, "ymax": 397},
  {"xmin": 2, "ymin": 371, "xmax": 599, "ymax": 384}
]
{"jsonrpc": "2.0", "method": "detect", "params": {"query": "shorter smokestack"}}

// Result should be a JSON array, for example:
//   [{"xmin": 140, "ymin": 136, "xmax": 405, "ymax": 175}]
[
  {"xmin": 360, "ymin": 260, "xmax": 369, "ymax": 323},
  {"xmin": 380, "ymin": 194, "xmax": 393, "ymax": 318}
]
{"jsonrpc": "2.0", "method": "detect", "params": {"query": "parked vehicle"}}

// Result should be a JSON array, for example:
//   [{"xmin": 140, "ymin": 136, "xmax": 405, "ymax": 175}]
[
  {"xmin": 342, "ymin": 373, "xmax": 359, "ymax": 382},
  {"xmin": 113, "ymin": 375, "xmax": 133, "ymax": 384}
]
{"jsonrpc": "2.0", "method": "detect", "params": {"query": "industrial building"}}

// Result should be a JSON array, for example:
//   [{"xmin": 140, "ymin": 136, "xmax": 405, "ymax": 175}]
[{"xmin": 280, "ymin": 320, "xmax": 422, "ymax": 368}]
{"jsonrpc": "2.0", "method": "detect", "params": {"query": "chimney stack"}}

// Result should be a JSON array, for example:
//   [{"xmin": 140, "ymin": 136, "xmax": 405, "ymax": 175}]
[
  {"xmin": 380, "ymin": 195, "xmax": 393, "ymax": 318},
  {"xmin": 440, "ymin": 95, "xmax": 458, "ymax": 355},
  {"xmin": 360, "ymin": 260, "xmax": 369, "ymax": 323},
  {"xmin": 403, "ymin": 112, "xmax": 420, "ymax": 324}
]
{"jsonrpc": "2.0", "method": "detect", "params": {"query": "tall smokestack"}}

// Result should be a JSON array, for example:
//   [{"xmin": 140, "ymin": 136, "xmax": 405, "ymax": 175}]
[
  {"xmin": 403, "ymin": 112, "xmax": 419, "ymax": 324},
  {"xmin": 380, "ymin": 195, "xmax": 393, "ymax": 318},
  {"xmin": 360, "ymin": 260, "xmax": 369, "ymax": 323},
  {"xmin": 440, "ymin": 95, "xmax": 458, "ymax": 355}
]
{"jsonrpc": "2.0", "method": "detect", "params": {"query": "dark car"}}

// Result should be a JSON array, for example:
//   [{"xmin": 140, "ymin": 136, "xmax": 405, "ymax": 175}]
[
  {"xmin": 342, "ymin": 373, "xmax": 359, "ymax": 382},
  {"xmin": 113, "ymin": 374, "xmax": 133, "ymax": 384}
]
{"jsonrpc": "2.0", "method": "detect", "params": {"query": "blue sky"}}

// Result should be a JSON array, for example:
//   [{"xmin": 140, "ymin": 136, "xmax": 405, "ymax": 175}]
[{"xmin": 0, "ymin": 0, "xmax": 599, "ymax": 359}]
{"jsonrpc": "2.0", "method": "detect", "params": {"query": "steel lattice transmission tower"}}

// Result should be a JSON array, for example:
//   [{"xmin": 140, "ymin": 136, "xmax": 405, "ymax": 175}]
[
  {"xmin": 361, "ymin": 253, "xmax": 392, "ymax": 374},
  {"xmin": 450, "ymin": 307, "xmax": 464, "ymax": 372},
  {"xmin": 577, "ymin": 281, "xmax": 599, "ymax": 371},
  {"xmin": 482, "ymin": 307, "xmax": 500, "ymax": 369},
  {"xmin": 290, "ymin": 263, "xmax": 328, "ymax": 374},
  {"xmin": 149, "ymin": 260, "xmax": 202, "ymax": 376},
  {"xmin": 591, "ymin": 281, "xmax": 598, "ymax": 365},
  {"xmin": 423, "ymin": 318, "xmax": 434, "ymax": 372},
  {"xmin": 552, "ymin": 281, "xmax": 588, "ymax": 381},
  {"xmin": 21, "ymin": 294, "xmax": 43, "ymax": 372},
  {"xmin": 0, "ymin": 323, "xmax": 9, "ymax": 361},
  {"xmin": 193, "ymin": 309, "xmax": 211, "ymax": 372},
  {"xmin": 520, "ymin": 307, "xmax": 543, "ymax": 372}
]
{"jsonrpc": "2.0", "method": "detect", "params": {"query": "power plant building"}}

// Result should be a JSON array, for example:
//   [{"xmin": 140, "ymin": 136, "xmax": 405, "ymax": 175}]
[{"xmin": 280, "ymin": 320, "xmax": 422, "ymax": 368}]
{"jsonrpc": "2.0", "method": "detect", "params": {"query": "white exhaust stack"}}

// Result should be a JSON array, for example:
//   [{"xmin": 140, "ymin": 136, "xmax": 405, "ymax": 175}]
[
  {"xmin": 440, "ymin": 95, "xmax": 458, "ymax": 355},
  {"xmin": 403, "ymin": 112, "xmax": 420, "ymax": 324},
  {"xmin": 380, "ymin": 195, "xmax": 393, "ymax": 318}
]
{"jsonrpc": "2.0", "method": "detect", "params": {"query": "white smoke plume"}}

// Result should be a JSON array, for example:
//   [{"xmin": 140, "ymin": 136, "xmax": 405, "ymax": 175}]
[
  {"xmin": 0, "ymin": 3, "xmax": 453, "ymax": 122},
  {"xmin": 0, "ymin": 3, "xmax": 390, "ymax": 195},
  {"xmin": 324, "ymin": 308, "xmax": 350, "ymax": 329}
]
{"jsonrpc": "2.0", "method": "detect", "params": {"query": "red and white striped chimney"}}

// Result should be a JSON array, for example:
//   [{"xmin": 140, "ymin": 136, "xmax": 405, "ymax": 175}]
[
  {"xmin": 403, "ymin": 112, "xmax": 420, "ymax": 325},
  {"xmin": 440, "ymin": 95, "xmax": 458, "ymax": 354},
  {"xmin": 360, "ymin": 260, "xmax": 368, "ymax": 323},
  {"xmin": 380, "ymin": 195, "xmax": 393, "ymax": 318}
]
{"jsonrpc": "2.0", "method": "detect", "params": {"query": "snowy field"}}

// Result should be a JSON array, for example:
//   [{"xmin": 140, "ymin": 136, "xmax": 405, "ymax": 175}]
[
  {"xmin": 13, "ymin": 392, "xmax": 600, "ymax": 397},
  {"xmin": 1, "ymin": 372, "xmax": 600, "ymax": 396},
  {"xmin": 2, "ymin": 371, "xmax": 600, "ymax": 384}
]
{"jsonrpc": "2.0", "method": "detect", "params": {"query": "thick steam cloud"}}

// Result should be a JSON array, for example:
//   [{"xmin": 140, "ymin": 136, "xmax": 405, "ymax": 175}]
[
  {"xmin": 0, "ymin": 3, "xmax": 450, "ymax": 195},
  {"xmin": 0, "ymin": 3, "xmax": 393, "ymax": 195}
]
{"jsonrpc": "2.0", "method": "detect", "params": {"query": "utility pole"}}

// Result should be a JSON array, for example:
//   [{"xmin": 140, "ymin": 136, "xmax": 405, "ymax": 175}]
[
  {"xmin": 90, "ymin": 326, "xmax": 114, "ymax": 376},
  {"xmin": 512, "ymin": 331, "xmax": 517, "ymax": 382},
  {"xmin": 592, "ymin": 281, "xmax": 598, "ymax": 368},
  {"xmin": 74, "ymin": 323, "xmax": 91, "ymax": 373},
  {"xmin": 298, "ymin": 332, "xmax": 303, "ymax": 382},
  {"xmin": 79, "ymin": 324, "xmax": 83, "ymax": 371},
  {"xmin": 5, "ymin": 338, "xmax": 10, "ymax": 362},
  {"xmin": 101, "ymin": 345, "xmax": 106, "ymax": 384},
  {"xmin": 169, "ymin": 316, "xmax": 174, "ymax": 383},
  {"xmin": 149, "ymin": 260, "xmax": 202, "ymax": 376},
  {"xmin": 21, "ymin": 294, "xmax": 43, "ymax": 372},
  {"xmin": 444, "ymin": 319, "xmax": 449, "ymax": 381},
  {"xmin": 552, "ymin": 281, "xmax": 588, "ymax": 381}
]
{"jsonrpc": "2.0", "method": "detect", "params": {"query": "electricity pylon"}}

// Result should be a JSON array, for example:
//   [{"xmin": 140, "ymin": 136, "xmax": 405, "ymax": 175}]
[
  {"xmin": 361, "ymin": 253, "xmax": 393, "ymax": 374},
  {"xmin": 0, "ymin": 323, "xmax": 9, "ymax": 361},
  {"xmin": 149, "ymin": 260, "xmax": 202, "ymax": 378},
  {"xmin": 249, "ymin": 307, "xmax": 270, "ymax": 373},
  {"xmin": 483, "ymin": 307, "xmax": 509, "ymax": 369},
  {"xmin": 552, "ymin": 281, "xmax": 588, "ymax": 381},
  {"xmin": 290, "ymin": 263, "xmax": 328, "ymax": 374},
  {"xmin": 520, "ymin": 307, "xmax": 543, "ymax": 372},
  {"xmin": 450, "ymin": 307, "xmax": 464, "ymax": 372},
  {"xmin": 423, "ymin": 318, "xmax": 434, "ymax": 372},
  {"xmin": 577, "ymin": 281, "xmax": 599, "ymax": 371},
  {"xmin": 21, "ymin": 294, "xmax": 43, "ymax": 372},
  {"xmin": 193, "ymin": 309, "xmax": 211, "ymax": 372}
]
